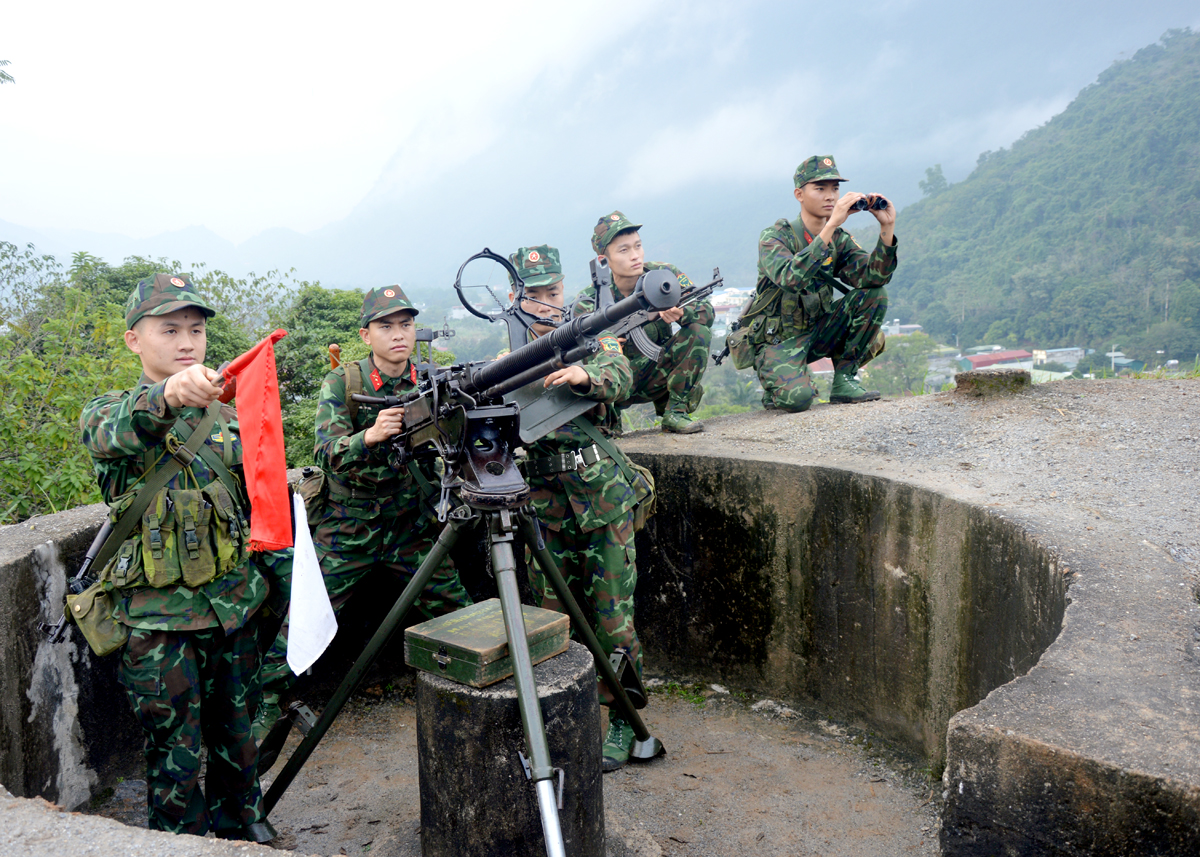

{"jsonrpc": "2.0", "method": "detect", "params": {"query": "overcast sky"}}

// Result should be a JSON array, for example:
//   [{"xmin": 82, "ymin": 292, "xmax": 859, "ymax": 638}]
[{"xmin": 3, "ymin": 1, "xmax": 1199, "ymax": 285}]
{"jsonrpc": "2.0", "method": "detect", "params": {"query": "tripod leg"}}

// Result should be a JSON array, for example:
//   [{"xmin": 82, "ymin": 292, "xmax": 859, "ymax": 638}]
[
  {"xmin": 263, "ymin": 511, "xmax": 472, "ymax": 815},
  {"xmin": 517, "ymin": 511, "xmax": 665, "ymax": 762},
  {"xmin": 490, "ymin": 510, "xmax": 566, "ymax": 857}
]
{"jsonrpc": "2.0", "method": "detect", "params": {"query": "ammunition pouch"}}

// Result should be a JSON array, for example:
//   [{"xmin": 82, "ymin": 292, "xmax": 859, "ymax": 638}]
[
  {"xmin": 627, "ymin": 462, "xmax": 656, "ymax": 533},
  {"xmin": 291, "ymin": 467, "xmax": 329, "ymax": 529},
  {"xmin": 65, "ymin": 580, "xmax": 129, "ymax": 657}
]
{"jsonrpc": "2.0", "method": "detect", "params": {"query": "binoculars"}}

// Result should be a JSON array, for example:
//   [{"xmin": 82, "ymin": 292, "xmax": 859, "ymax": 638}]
[{"xmin": 850, "ymin": 196, "xmax": 889, "ymax": 211}]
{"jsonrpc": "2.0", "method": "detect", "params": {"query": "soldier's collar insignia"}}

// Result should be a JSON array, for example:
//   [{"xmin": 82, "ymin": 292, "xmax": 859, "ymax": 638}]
[
  {"xmin": 410, "ymin": 363, "xmax": 418, "ymax": 384},
  {"xmin": 370, "ymin": 367, "xmax": 383, "ymax": 390}
]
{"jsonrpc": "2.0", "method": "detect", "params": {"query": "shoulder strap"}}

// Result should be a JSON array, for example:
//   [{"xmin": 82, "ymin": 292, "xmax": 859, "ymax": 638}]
[
  {"xmin": 345, "ymin": 360, "xmax": 363, "ymax": 424},
  {"xmin": 571, "ymin": 417, "xmax": 636, "ymax": 485},
  {"xmin": 91, "ymin": 402, "xmax": 221, "ymax": 574}
]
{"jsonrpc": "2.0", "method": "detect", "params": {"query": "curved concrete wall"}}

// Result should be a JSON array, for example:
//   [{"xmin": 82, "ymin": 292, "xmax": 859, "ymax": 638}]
[
  {"xmin": 629, "ymin": 454, "xmax": 1067, "ymax": 772},
  {"xmin": 0, "ymin": 506, "xmax": 142, "ymax": 809}
]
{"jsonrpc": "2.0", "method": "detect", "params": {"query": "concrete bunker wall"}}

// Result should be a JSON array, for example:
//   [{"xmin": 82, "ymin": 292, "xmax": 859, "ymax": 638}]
[{"xmin": 629, "ymin": 454, "xmax": 1067, "ymax": 771}]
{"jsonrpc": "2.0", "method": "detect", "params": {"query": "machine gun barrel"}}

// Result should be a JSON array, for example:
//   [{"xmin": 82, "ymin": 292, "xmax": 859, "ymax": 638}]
[{"xmin": 463, "ymin": 270, "xmax": 680, "ymax": 397}]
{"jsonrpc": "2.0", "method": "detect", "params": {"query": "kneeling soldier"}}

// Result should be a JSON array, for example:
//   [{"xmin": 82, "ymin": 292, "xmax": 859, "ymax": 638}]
[
  {"xmin": 510, "ymin": 244, "xmax": 648, "ymax": 771},
  {"xmin": 743, "ymin": 155, "xmax": 897, "ymax": 411},
  {"xmin": 80, "ymin": 274, "xmax": 278, "ymax": 841},
  {"xmin": 578, "ymin": 211, "xmax": 714, "ymax": 434},
  {"xmin": 255, "ymin": 285, "xmax": 473, "ymax": 737}
]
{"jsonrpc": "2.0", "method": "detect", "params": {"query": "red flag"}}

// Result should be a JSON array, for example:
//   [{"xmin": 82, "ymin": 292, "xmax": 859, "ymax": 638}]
[{"xmin": 223, "ymin": 329, "xmax": 291, "ymax": 551}]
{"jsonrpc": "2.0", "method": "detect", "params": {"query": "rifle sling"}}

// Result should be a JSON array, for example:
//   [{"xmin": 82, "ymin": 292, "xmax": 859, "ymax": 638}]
[{"xmin": 90, "ymin": 403, "xmax": 221, "ymax": 575}]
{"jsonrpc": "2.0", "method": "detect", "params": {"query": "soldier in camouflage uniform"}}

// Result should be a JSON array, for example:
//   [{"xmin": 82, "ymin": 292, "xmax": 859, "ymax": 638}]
[
  {"xmin": 579, "ymin": 211, "xmax": 714, "ymax": 434},
  {"xmin": 254, "ymin": 285, "xmax": 473, "ymax": 738},
  {"xmin": 739, "ymin": 155, "xmax": 897, "ymax": 411},
  {"xmin": 508, "ymin": 244, "xmax": 647, "ymax": 772},
  {"xmin": 79, "ymin": 274, "xmax": 281, "ymax": 842}
]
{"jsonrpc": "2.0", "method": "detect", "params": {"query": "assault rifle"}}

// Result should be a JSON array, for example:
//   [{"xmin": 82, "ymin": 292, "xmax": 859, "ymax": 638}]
[
  {"xmin": 592, "ymin": 261, "xmax": 722, "ymax": 363},
  {"xmin": 264, "ymin": 249, "xmax": 678, "ymax": 856},
  {"xmin": 36, "ymin": 519, "xmax": 113, "ymax": 643}
]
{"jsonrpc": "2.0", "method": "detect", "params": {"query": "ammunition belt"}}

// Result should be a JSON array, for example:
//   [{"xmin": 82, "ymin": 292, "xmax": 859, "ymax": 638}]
[{"xmin": 522, "ymin": 444, "xmax": 609, "ymax": 478}]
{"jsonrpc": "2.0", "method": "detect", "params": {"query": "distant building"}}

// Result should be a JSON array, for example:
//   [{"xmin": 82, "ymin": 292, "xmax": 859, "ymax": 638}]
[
  {"xmin": 808, "ymin": 357, "xmax": 834, "ymax": 376},
  {"xmin": 881, "ymin": 319, "xmax": 923, "ymax": 337},
  {"xmin": 957, "ymin": 350, "xmax": 1033, "ymax": 371},
  {"xmin": 1033, "ymin": 347, "xmax": 1084, "ymax": 368}
]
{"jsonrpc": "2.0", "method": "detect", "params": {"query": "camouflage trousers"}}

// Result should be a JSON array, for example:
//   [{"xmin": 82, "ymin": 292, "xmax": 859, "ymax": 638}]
[
  {"xmin": 755, "ymin": 286, "xmax": 887, "ymax": 412},
  {"xmin": 624, "ymin": 321, "xmax": 712, "ymax": 413},
  {"xmin": 119, "ymin": 623, "xmax": 265, "ymax": 836},
  {"xmin": 259, "ymin": 498, "xmax": 472, "ymax": 693},
  {"xmin": 527, "ymin": 513, "xmax": 639, "ymax": 706}
]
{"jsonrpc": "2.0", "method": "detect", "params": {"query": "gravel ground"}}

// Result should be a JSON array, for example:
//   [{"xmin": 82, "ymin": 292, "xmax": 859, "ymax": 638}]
[{"xmin": 644, "ymin": 377, "xmax": 1199, "ymax": 591}]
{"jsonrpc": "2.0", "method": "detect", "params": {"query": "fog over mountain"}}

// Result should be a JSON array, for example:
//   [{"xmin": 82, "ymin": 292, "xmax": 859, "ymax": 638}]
[{"xmin": 3, "ymin": 1, "xmax": 1198, "ymax": 299}]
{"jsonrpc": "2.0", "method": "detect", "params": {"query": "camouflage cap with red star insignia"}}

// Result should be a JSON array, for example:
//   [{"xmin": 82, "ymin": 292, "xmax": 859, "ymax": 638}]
[
  {"xmin": 794, "ymin": 155, "xmax": 847, "ymax": 188},
  {"xmin": 125, "ymin": 272, "xmax": 216, "ymax": 329},
  {"xmin": 591, "ymin": 210, "xmax": 642, "ymax": 255},
  {"xmin": 509, "ymin": 244, "xmax": 563, "ymax": 288},
  {"xmin": 360, "ymin": 284, "xmax": 419, "ymax": 328}
]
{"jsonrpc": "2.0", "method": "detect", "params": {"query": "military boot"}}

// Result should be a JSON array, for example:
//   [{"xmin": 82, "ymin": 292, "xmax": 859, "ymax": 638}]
[
  {"xmin": 602, "ymin": 715, "xmax": 635, "ymax": 772},
  {"xmin": 661, "ymin": 407, "xmax": 703, "ymax": 433},
  {"xmin": 829, "ymin": 370, "xmax": 881, "ymax": 404},
  {"xmin": 252, "ymin": 691, "xmax": 283, "ymax": 745}
]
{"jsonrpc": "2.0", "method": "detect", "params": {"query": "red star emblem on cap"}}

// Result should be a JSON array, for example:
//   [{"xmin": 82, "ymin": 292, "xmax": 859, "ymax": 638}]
[
  {"xmin": 610, "ymin": 214, "xmax": 620, "ymax": 220},
  {"xmin": 528, "ymin": 251, "xmax": 540, "ymax": 263},
  {"xmin": 170, "ymin": 277, "xmax": 185, "ymax": 287},
  {"xmin": 823, "ymin": 158, "xmax": 832, "ymax": 166},
  {"xmin": 383, "ymin": 289, "xmax": 395, "ymax": 298}
]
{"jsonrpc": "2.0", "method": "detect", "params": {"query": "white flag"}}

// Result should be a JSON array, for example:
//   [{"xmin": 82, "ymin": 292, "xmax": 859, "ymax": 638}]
[{"xmin": 286, "ymin": 492, "xmax": 337, "ymax": 675}]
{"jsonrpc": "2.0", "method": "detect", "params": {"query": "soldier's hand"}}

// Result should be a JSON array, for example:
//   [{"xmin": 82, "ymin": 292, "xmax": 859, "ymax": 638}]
[
  {"xmin": 165, "ymin": 364, "xmax": 223, "ymax": 409},
  {"xmin": 544, "ymin": 365, "xmax": 590, "ymax": 390},
  {"xmin": 364, "ymin": 406, "xmax": 405, "ymax": 447},
  {"xmin": 831, "ymin": 192, "xmax": 866, "ymax": 228},
  {"xmin": 657, "ymin": 306, "xmax": 685, "ymax": 324},
  {"xmin": 870, "ymin": 193, "xmax": 896, "ymax": 226}
]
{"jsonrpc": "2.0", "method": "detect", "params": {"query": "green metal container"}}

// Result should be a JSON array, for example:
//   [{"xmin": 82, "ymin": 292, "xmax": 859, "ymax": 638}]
[{"xmin": 404, "ymin": 598, "xmax": 570, "ymax": 688}]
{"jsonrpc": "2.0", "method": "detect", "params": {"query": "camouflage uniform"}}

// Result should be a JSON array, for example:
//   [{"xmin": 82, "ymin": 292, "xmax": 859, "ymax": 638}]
[
  {"xmin": 79, "ymin": 273, "xmax": 278, "ymax": 840},
  {"xmin": 587, "ymin": 211, "xmax": 714, "ymax": 429},
  {"xmin": 258, "ymin": 287, "xmax": 472, "ymax": 697},
  {"xmin": 508, "ymin": 246, "xmax": 641, "ymax": 704},
  {"xmin": 746, "ymin": 156, "xmax": 897, "ymax": 411}
]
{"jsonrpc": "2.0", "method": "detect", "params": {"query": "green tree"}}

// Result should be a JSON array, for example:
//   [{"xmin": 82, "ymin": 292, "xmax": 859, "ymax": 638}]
[
  {"xmin": 861, "ymin": 332, "xmax": 936, "ymax": 396},
  {"xmin": 919, "ymin": 164, "xmax": 948, "ymax": 197},
  {"xmin": 0, "ymin": 60, "xmax": 13, "ymax": 85}
]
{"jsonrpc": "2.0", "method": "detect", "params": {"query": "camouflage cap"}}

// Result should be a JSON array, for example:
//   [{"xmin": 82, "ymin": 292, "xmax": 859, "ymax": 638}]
[
  {"xmin": 794, "ymin": 155, "xmax": 847, "ymax": 188},
  {"xmin": 125, "ymin": 273, "xmax": 216, "ymax": 329},
  {"xmin": 591, "ymin": 210, "xmax": 642, "ymax": 255},
  {"xmin": 360, "ymin": 285, "xmax": 419, "ymax": 328},
  {"xmin": 509, "ymin": 245, "xmax": 563, "ymax": 289}
]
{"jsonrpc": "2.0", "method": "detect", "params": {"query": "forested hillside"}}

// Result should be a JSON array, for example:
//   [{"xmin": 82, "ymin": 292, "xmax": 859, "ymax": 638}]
[{"xmin": 889, "ymin": 29, "xmax": 1200, "ymax": 363}]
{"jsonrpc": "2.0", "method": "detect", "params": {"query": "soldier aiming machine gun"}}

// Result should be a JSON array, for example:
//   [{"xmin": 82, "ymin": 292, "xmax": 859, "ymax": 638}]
[{"xmin": 263, "ymin": 248, "xmax": 693, "ymax": 857}]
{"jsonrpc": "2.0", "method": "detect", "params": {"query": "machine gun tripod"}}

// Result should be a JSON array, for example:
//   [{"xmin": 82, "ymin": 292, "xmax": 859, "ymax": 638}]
[{"xmin": 262, "ymin": 249, "xmax": 678, "ymax": 856}]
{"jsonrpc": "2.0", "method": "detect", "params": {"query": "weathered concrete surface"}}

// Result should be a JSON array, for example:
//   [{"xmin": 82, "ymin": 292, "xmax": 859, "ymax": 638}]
[
  {"xmin": 416, "ymin": 642, "xmax": 604, "ymax": 857},
  {"xmin": 0, "ymin": 784, "xmax": 318, "ymax": 857},
  {"xmin": 621, "ymin": 378, "xmax": 1200, "ymax": 856},
  {"xmin": 623, "ymin": 457, "xmax": 1065, "ymax": 771},
  {"xmin": 954, "ymin": 367, "xmax": 1032, "ymax": 397},
  {"xmin": 0, "ymin": 505, "xmax": 141, "ymax": 809}
]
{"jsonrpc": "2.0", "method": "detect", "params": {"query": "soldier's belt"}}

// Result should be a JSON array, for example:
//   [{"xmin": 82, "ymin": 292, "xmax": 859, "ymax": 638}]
[
  {"xmin": 327, "ymin": 479, "xmax": 380, "ymax": 501},
  {"xmin": 522, "ymin": 444, "xmax": 610, "ymax": 478}
]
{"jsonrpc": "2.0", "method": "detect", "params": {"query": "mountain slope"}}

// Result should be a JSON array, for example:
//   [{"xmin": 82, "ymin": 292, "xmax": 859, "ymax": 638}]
[{"xmin": 889, "ymin": 29, "xmax": 1200, "ymax": 362}]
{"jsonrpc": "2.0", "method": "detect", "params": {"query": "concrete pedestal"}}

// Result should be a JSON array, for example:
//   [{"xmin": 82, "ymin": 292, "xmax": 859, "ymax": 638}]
[{"xmin": 416, "ymin": 641, "xmax": 604, "ymax": 857}]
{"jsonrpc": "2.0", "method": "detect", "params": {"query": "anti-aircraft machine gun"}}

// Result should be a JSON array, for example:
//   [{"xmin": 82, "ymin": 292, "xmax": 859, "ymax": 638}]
[{"xmin": 263, "ymin": 249, "xmax": 704, "ymax": 857}]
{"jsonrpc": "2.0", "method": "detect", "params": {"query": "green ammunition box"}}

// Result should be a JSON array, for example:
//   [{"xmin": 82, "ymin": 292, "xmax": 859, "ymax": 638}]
[{"xmin": 404, "ymin": 598, "xmax": 570, "ymax": 687}]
